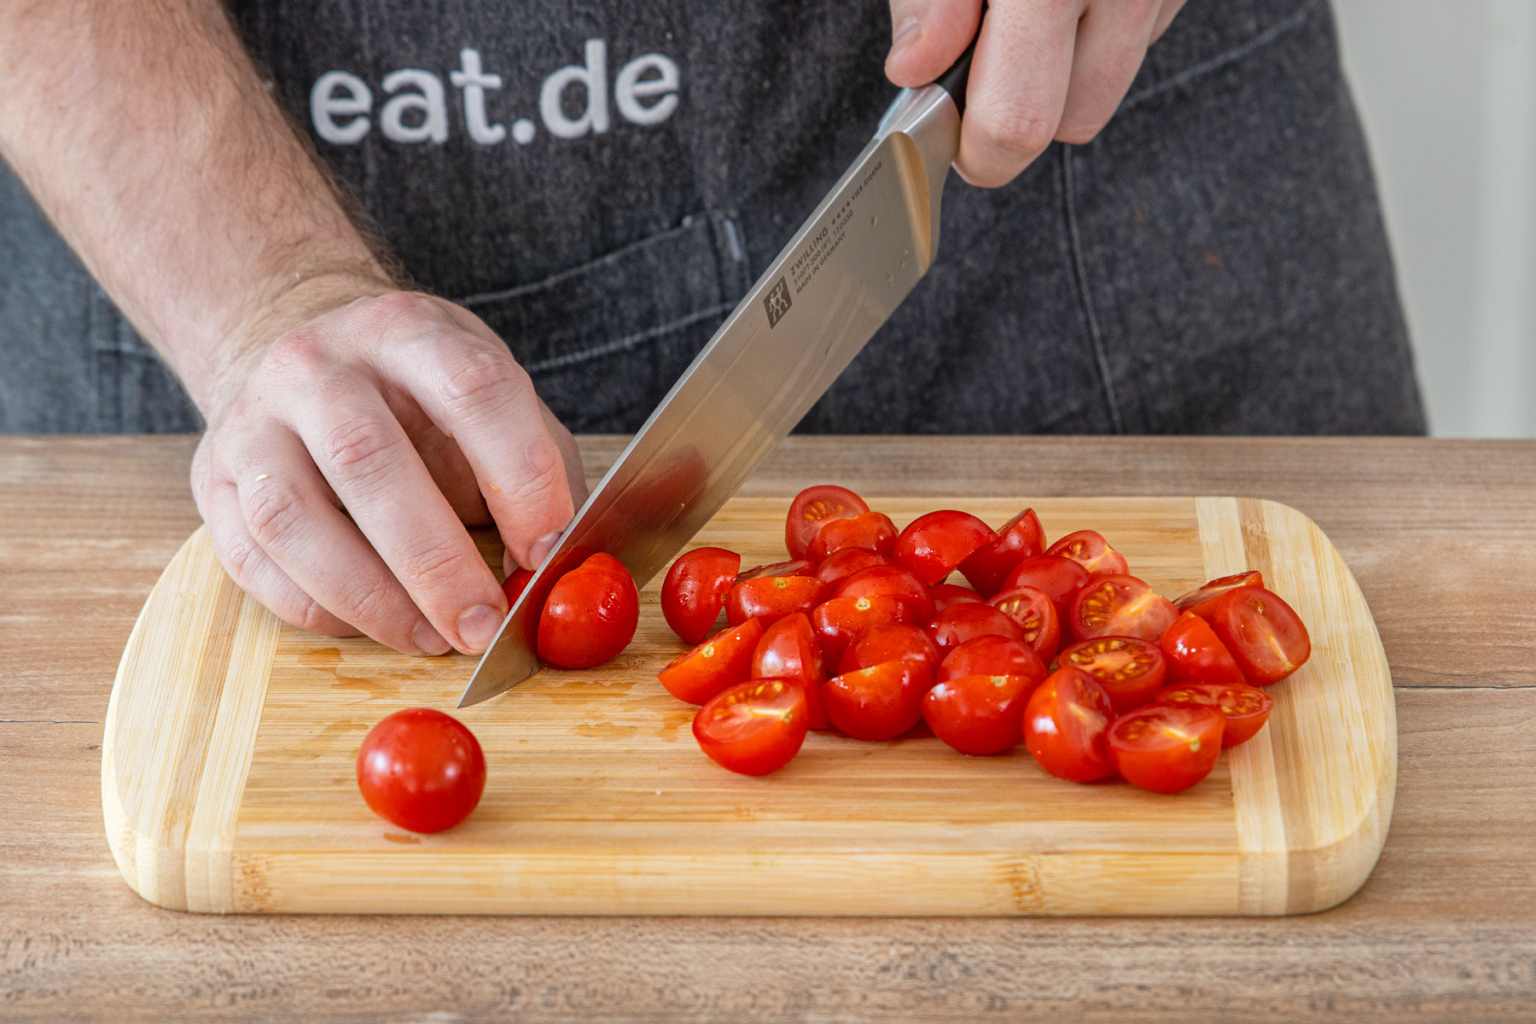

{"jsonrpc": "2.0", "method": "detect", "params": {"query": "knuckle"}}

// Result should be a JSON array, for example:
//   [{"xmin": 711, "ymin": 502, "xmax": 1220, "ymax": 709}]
[
  {"xmin": 318, "ymin": 413, "xmax": 398, "ymax": 482},
  {"xmin": 357, "ymin": 291, "xmax": 443, "ymax": 335},
  {"xmin": 982, "ymin": 106, "xmax": 1056, "ymax": 162},
  {"xmin": 242, "ymin": 478, "xmax": 308, "ymax": 551},
  {"xmin": 395, "ymin": 537, "xmax": 470, "ymax": 591},
  {"xmin": 438, "ymin": 347, "xmax": 531, "ymax": 418},
  {"xmin": 503, "ymin": 434, "xmax": 572, "ymax": 517},
  {"xmin": 333, "ymin": 574, "xmax": 401, "ymax": 633},
  {"xmin": 218, "ymin": 529, "xmax": 265, "ymax": 584},
  {"xmin": 262, "ymin": 325, "xmax": 329, "ymax": 378}
]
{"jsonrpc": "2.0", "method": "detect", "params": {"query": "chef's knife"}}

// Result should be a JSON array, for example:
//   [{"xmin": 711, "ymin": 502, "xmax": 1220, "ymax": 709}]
[{"xmin": 459, "ymin": 49, "xmax": 975, "ymax": 707}]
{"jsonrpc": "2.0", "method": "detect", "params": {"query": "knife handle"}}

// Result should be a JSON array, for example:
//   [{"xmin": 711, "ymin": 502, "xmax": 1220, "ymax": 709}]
[{"xmin": 934, "ymin": 39, "xmax": 977, "ymax": 116}]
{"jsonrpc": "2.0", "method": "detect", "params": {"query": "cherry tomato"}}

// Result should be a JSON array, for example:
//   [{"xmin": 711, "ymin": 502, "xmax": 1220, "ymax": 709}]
[
  {"xmin": 999, "ymin": 555, "xmax": 1091, "ymax": 622},
  {"xmin": 893, "ymin": 510, "xmax": 997, "ymax": 585},
  {"xmin": 502, "ymin": 567, "xmax": 535, "ymax": 608},
  {"xmin": 1058, "ymin": 636, "xmax": 1168, "ymax": 714},
  {"xmin": 1022, "ymin": 667, "xmax": 1116, "ymax": 783},
  {"xmin": 737, "ymin": 558, "xmax": 816, "ymax": 582},
  {"xmin": 1154, "ymin": 681, "xmax": 1273, "ymax": 747},
  {"xmin": 661, "ymin": 546, "xmax": 742, "ymax": 645},
  {"xmin": 930, "ymin": 583, "xmax": 985, "ymax": 613},
  {"xmin": 356, "ymin": 708, "xmax": 486, "ymax": 833},
  {"xmin": 658, "ymin": 618, "xmax": 765, "ymax": 705},
  {"xmin": 814, "ymin": 547, "xmax": 891, "ymax": 588},
  {"xmin": 1108, "ymin": 704, "xmax": 1225, "ymax": 793},
  {"xmin": 1205, "ymin": 586, "xmax": 1311, "ymax": 685},
  {"xmin": 1159, "ymin": 611, "xmax": 1246, "ymax": 687},
  {"xmin": 786, "ymin": 485, "xmax": 869, "ymax": 560},
  {"xmin": 1068, "ymin": 574, "xmax": 1178, "ymax": 642},
  {"xmin": 987, "ymin": 585, "xmax": 1062, "ymax": 662},
  {"xmin": 925, "ymin": 602, "xmax": 1024, "ymax": 655},
  {"xmin": 958, "ymin": 508, "xmax": 1046, "ymax": 596},
  {"xmin": 838, "ymin": 623, "xmax": 942, "ymax": 675},
  {"xmin": 725, "ymin": 574, "xmax": 826, "ymax": 627},
  {"xmin": 537, "ymin": 552, "xmax": 639, "ymax": 669},
  {"xmin": 693, "ymin": 679, "xmax": 809, "ymax": 776},
  {"xmin": 752, "ymin": 612, "xmax": 828, "ymax": 728},
  {"xmin": 1046, "ymin": 529, "xmax": 1129, "ymax": 576},
  {"xmin": 822, "ymin": 659, "xmax": 933, "ymax": 741},
  {"xmin": 834, "ymin": 564, "xmax": 935, "ymax": 624},
  {"xmin": 936, "ymin": 634, "xmax": 1046, "ymax": 691},
  {"xmin": 923, "ymin": 673, "xmax": 1035, "ymax": 756},
  {"xmin": 1174, "ymin": 570, "xmax": 1264, "ymax": 618},
  {"xmin": 811, "ymin": 595, "xmax": 910, "ymax": 664},
  {"xmin": 806, "ymin": 511, "xmax": 898, "ymax": 563}
]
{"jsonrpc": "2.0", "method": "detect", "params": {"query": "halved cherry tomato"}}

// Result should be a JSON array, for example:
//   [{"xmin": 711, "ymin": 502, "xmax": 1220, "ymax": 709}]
[
  {"xmin": 1175, "ymin": 570, "xmax": 1264, "ymax": 618},
  {"xmin": 893, "ymin": 510, "xmax": 997, "ymax": 585},
  {"xmin": 929, "ymin": 582, "xmax": 984, "ymax": 616},
  {"xmin": 936, "ymin": 635, "xmax": 1046, "ymax": 690},
  {"xmin": 1058, "ymin": 636, "xmax": 1168, "ymax": 713},
  {"xmin": 999, "ymin": 555, "xmax": 1091, "ymax": 622},
  {"xmin": 923, "ymin": 673, "xmax": 1034, "ymax": 756},
  {"xmin": 1159, "ymin": 611, "xmax": 1245, "ymax": 687},
  {"xmin": 1108, "ymin": 704, "xmax": 1224, "ymax": 793},
  {"xmin": 693, "ymin": 679, "xmax": 809, "ymax": 775},
  {"xmin": 806, "ymin": 511, "xmax": 898, "ymax": 563},
  {"xmin": 737, "ymin": 558, "xmax": 816, "ymax": 582},
  {"xmin": 1047, "ymin": 529, "xmax": 1129, "ymax": 576},
  {"xmin": 786, "ymin": 485, "xmax": 868, "ymax": 560},
  {"xmin": 658, "ymin": 618, "xmax": 765, "ymax": 705},
  {"xmin": 356, "ymin": 708, "xmax": 486, "ymax": 833},
  {"xmin": 725, "ymin": 574, "xmax": 826, "ymax": 627},
  {"xmin": 958, "ymin": 508, "xmax": 1045, "ymax": 596},
  {"xmin": 838, "ymin": 623, "xmax": 941, "ymax": 675},
  {"xmin": 835, "ymin": 564, "xmax": 935, "ymax": 624},
  {"xmin": 822, "ymin": 659, "xmax": 932, "ymax": 741},
  {"xmin": 537, "ymin": 552, "xmax": 639, "ymax": 669},
  {"xmin": 925, "ymin": 602, "xmax": 1024, "ymax": 655},
  {"xmin": 811, "ymin": 595, "xmax": 910, "ymax": 664},
  {"xmin": 814, "ymin": 547, "xmax": 890, "ymax": 588},
  {"xmin": 1154, "ymin": 681, "xmax": 1273, "ymax": 747},
  {"xmin": 987, "ymin": 585, "xmax": 1062, "ymax": 662},
  {"xmin": 502, "ymin": 567, "xmax": 535, "ymax": 608},
  {"xmin": 752, "ymin": 612, "xmax": 828, "ymax": 729},
  {"xmin": 1205, "ymin": 586, "xmax": 1311, "ymax": 685},
  {"xmin": 1068, "ymin": 574, "xmax": 1178, "ymax": 642},
  {"xmin": 661, "ymin": 546, "xmax": 742, "ymax": 645},
  {"xmin": 1022, "ymin": 667, "xmax": 1116, "ymax": 783}
]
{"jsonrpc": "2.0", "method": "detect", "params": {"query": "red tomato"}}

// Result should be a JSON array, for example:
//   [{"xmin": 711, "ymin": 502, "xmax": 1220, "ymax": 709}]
[
  {"xmin": 658, "ymin": 619, "xmax": 765, "ymax": 705},
  {"xmin": 958, "ymin": 508, "xmax": 1046, "ymax": 596},
  {"xmin": 752, "ymin": 612, "xmax": 828, "ymax": 728},
  {"xmin": 806, "ymin": 511, "xmax": 898, "ymax": 563},
  {"xmin": 693, "ymin": 679, "xmax": 809, "ymax": 775},
  {"xmin": 1154, "ymin": 681, "xmax": 1273, "ymax": 747},
  {"xmin": 537, "ymin": 553, "xmax": 639, "ymax": 669},
  {"xmin": 893, "ymin": 510, "xmax": 997, "ymax": 585},
  {"xmin": 786, "ymin": 485, "xmax": 869, "ymax": 560},
  {"xmin": 936, "ymin": 634, "xmax": 1046, "ymax": 690},
  {"xmin": 987, "ymin": 585, "xmax": 1062, "ymax": 662},
  {"xmin": 1068, "ymin": 574, "xmax": 1178, "ymax": 642},
  {"xmin": 502, "ymin": 567, "xmax": 535, "ymax": 608},
  {"xmin": 814, "ymin": 547, "xmax": 891, "ymax": 588},
  {"xmin": 925, "ymin": 602, "xmax": 1025, "ymax": 655},
  {"xmin": 822, "ymin": 659, "xmax": 933, "ymax": 741},
  {"xmin": 725, "ymin": 574, "xmax": 826, "ymax": 627},
  {"xmin": 838, "ymin": 623, "xmax": 942, "ymax": 675},
  {"xmin": 923, "ymin": 673, "xmax": 1035, "ymax": 756},
  {"xmin": 1205, "ymin": 586, "xmax": 1312, "ymax": 685},
  {"xmin": 661, "ymin": 546, "xmax": 742, "ymax": 645},
  {"xmin": 356, "ymin": 708, "xmax": 486, "ymax": 833},
  {"xmin": 1022, "ymin": 667, "xmax": 1116, "ymax": 783},
  {"xmin": 929, "ymin": 583, "xmax": 985, "ymax": 613},
  {"xmin": 1058, "ymin": 636, "xmax": 1168, "ymax": 714},
  {"xmin": 1108, "ymin": 704, "xmax": 1225, "ymax": 793},
  {"xmin": 1159, "ymin": 611, "xmax": 1246, "ymax": 687},
  {"xmin": 737, "ymin": 558, "xmax": 816, "ymax": 582},
  {"xmin": 1174, "ymin": 570, "xmax": 1264, "ymax": 617},
  {"xmin": 1046, "ymin": 529, "xmax": 1129, "ymax": 576},
  {"xmin": 1000, "ymin": 555, "xmax": 1091, "ymax": 622},
  {"xmin": 811, "ymin": 595, "xmax": 910, "ymax": 664},
  {"xmin": 834, "ymin": 564, "xmax": 936, "ymax": 624}
]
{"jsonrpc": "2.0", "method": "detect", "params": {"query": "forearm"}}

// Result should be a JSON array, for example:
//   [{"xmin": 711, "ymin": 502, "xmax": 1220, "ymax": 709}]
[{"xmin": 0, "ymin": 0, "xmax": 392, "ymax": 409}]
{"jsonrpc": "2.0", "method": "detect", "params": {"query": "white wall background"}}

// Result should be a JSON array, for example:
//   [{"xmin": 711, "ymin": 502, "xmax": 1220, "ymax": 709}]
[{"xmin": 1334, "ymin": 0, "xmax": 1536, "ymax": 437}]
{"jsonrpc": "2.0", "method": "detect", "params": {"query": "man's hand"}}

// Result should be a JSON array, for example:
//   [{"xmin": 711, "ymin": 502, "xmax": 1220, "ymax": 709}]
[{"xmin": 886, "ymin": 0, "xmax": 1189, "ymax": 187}]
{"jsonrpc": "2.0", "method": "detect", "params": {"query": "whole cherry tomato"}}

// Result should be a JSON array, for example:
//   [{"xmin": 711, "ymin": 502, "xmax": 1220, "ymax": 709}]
[
  {"xmin": 658, "ymin": 618, "xmax": 765, "ymax": 705},
  {"xmin": 1023, "ymin": 667, "xmax": 1116, "ymax": 783},
  {"xmin": 693, "ymin": 679, "xmax": 809, "ymax": 776},
  {"xmin": 1174, "ymin": 570, "xmax": 1264, "ymax": 618},
  {"xmin": 1058, "ymin": 636, "xmax": 1168, "ymax": 713},
  {"xmin": 725, "ymin": 574, "xmax": 826, "ymax": 627},
  {"xmin": 923, "ymin": 673, "xmax": 1035, "ymax": 756},
  {"xmin": 822, "ymin": 659, "xmax": 933, "ymax": 741},
  {"xmin": 356, "ymin": 708, "xmax": 486, "ymax": 833},
  {"xmin": 814, "ymin": 547, "xmax": 891, "ymax": 588},
  {"xmin": 537, "ymin": 553, "xmax": 639, "ymax": 669},
  {"xmin": 893, "ymin": 510, "xmax": 997, "ymax": 585},
  {"xmin": 1046, "ymin": 529, "xmax": 1129, "ymax": 576},
  {"xmin": 752, "ymin": 612, "xmax": 828, "ymax": 728},
  {"xmin": 1068, "ymin": 574, "xmax": 1178, "ymax": 642},
  {"xmin": 987, "ymin": 585, "xmax": 1062, "ymax": 662},
  {"xmin": 806, "ymin": 511, "xmax": 898, "ymax": 563},
  {"xmin": 929, "ymin": 583, "xmax": 985, "ymax": 614},
  {"xmin": 838, "ymin": 623, "xmax": 942, "ymax": 675},
  {"xmin": 502, "ymin": 567, "xmax": 535, "ymax": 608},
  {"xmin": 958, "ymin": 508, "xmax": 1046, "ymax": 596},
  {"xmin": 785, "ymin": 485, "xmax": 868, "ymax": 560},
  {"xmin": 811, "ymin": 595, "xmax": 910, "ymax": 664},
  {"xmin": 1159, "ymin": 611, "xmax": 1245, "ymax": 687},
  {"xmin": 936, "ymin": 635, "xmax": 1046, "ymax": 690},
  {"xmin": 999, "ymin": 555, "xmax": 1091, "ymax": 622},
  {"xmin": 1204, "ymin": 586, "xmax": 1311, "ymax": 684},
  {"xmin": 1108, "ymin": 704, "xmax": 1225, "ymax": 793},
  {"xmin": 925, "ymin": 602, "xmax": 1024, "ymax": 655},
  {"xmin": 1153, "ymin": 681, "xmax": 1273, "ymax": 747},
  {"xmin": 835, "ymin": 564, "xmax": 935, "ymax": 624},
  {"xmin": 661, "ymin": 546, "xmax": 742, "ymax": 645}
]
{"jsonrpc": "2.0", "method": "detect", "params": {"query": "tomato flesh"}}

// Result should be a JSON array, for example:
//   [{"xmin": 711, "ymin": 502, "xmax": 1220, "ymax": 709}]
[
  {"xmin": 1023, "ymin": 667, "xmax": 1116, "ymax": 783},
  {"xmin": 661, "ymin": 546, "xmax": 742, "ymax": 645},
  {"xmin": 806, "ymin": 511, "xmax": 898, "ymax": 563},
  {"xmin": 925, "ymin": 602, "xmax": 1025, "ymax": 655},
  {"xmin": 893, "ymin": 510, "xmax": 997, "ymax": 586},
  {"xmin": 356, "ymin": 708, "xmax": 486, "ymax": 833},
  {"xmin": 929, "ymin": 583, "xmax": 985, "ymax": 614},
  {"xmin": 923, "ymin": 673, "xmax": 1034, "ymax": 756},
  {"xmin": 811, "ymin": 595, "xmax": 910, "ymax": 665},
  {"xmin": 537, "ymin": 552, "xmax": 640, "ymax": 669},
  {"xmin": 1046, "ymin": 529, "xmax": 1129, "ymax": 576},
  {"xmin": 693, "ymin": 679, "xmax": 809, "ymax": 775},
  {"xmin": 725, "ymin": 574, "xmax": 826, "ymax": 627},
  {"xmin": 1068, "ymin": 574, "xmax": 1178, "ymax": 643},
  {"xmin": 838, "ymin": 623, "xmax": 941, "ymax": 675},
  {"xmin": 1058, "ymin": 636, "xmax": 1168, "ymax": 714},
  {"xmin": 814, "ymin": 547, "xmax": 890, "ymax": 588},
  {"xmin": 1154, "ymin": 681, "xmax": 1273, "ymax": 747},
  {"xmin": 786, "ymin": 485, "xmax": 869, "ymax": 560},
  {"xmin": 1175, "ymin": 570, "xmax": 1264, "ymax": 618},
  {"xmin": 1159, "ymin": 611, "xmax": 1246, "ymax": 687},
  {"xmin": 822, "ymin": 659, "xmax": 933, "ymax": 741},
  {"xmin": 1205, "ymin": 586, "xmax": 1311, "ymax": 685},
  {"xmin": 958, "ymin": 508, "xmax": 1046, "ymax": 596},
  {"xmin": 987, "ymin": 584, "xmax": 1062, "ymax": 662},
  {"xmin": 1000, "ymin": 555, "xmax": 1091, "ymax": 622},
  {"xmin": 659, "ymin": 618, "xmax": 765, "ymax": 705},
  {"xmin": 936, "ymin": 634, "xmax": 1046, "ymax": 691},
  {"xmin": 737, "ymin": 558, "xmax": 816, "ymax": 582},
  {"xmin": 834, "ymin": 564, "xmax": 935, "ymax": 625},
  {"xmin": 1108, "ymin": 704, "xmax": 1225, "ymax": 793}
]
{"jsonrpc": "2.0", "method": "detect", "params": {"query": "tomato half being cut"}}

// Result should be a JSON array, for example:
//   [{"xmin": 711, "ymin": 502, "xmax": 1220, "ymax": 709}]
[
  {"xmin": 752, "ymin": 612, "xmax": 827, "ymax": 728},
  {"xmin": 925, "ymin": 602, "xmax": 1024, "ymax": 655},
  {"xmin": 1204, "ymin": 586, "xmax": 1311, "ymax": 685},
  {"xmin": 658, "ymin": 618, "xmax": 765, "ymax": 705},
  {"xmin": 1058, "ymin": 636, "xmax": 1168, "ymax": 713},
  {"xmin": 661, "ymin": 546, "xmax": 742, "ymax": 645},
  {"xmin": 987, "ymin": 585, "xmax": 1062, "ymax": 662},
  {"xmin": 1000, "ymin": 555, "xmax": 1091, "ymax": 621},
  {"xmin": 537, "ymin": 552, "xmax": 640, "ymax": 669},
  {"xmin": 814, "ymin": 547, "xmax": 891, "ymax": 588},
  {"xmin": 923, "ymin": 673, "xmax": 1034, "ymax": 756},
  {"xmin": 835, "ymin": 564, "xmax": 936, "ymax": 624},
  {"xmin": 958, "ymin": 508, "xmax": 1046, "ymax": 596},
  {"xmin": 811, "ymin": 595, "xmax": 910, "ymax": 664},
  {"xmin": 936, "ymin": 634, "xmax": 1046, "ymax": 689},
  {"xmin": 1174, "ymin": 570, "xmax": 1264, "ymax": 618},
  {"xmin": 1154, "ymin": 681, "xmax": 1273, "ymax": 747},
  {"xmin": 693, "ymin": 679, "xmax": 809, "ymax": 775},
  {"xmin": 356, "ymin": 708, "xmax": 486, "ymax": 833},
  {"xmin": 1159, "ymin": 611, "xmax": 1245, "ymax": 687},
  {"xmin": 1022, "ymin": 667, "xmax": 1116, "ymax": 783},
  {"xmin": 785, "ymin": 485, "xmax": 868, "ymax": 560},
  {"xmin": 929, "ymin": 583, "xmax": 985, "ymax": 614},
  {"xmin": 893, "ymin": 510, "xmax": 997, "ymax": 586},
  {"xmin": 822, "ymin": 659, "xmax": 933, "ymax": 741},
  {"xmin": 1108, "ymin": 704, "xmax": 1225, "ymax": 793},
  {"xmin": 1068, "ymin": 574, "xmax": 1178, "ymax": 643},
  {"xmin": 1046, "ymin": 529, "xmax": 1129, "ymax": 577},
  {"xmin": 806, "ymin": 511, "xmax": 898, "ymax": 563},
  {"xmin": 725, "ymin": 574, "xmax": 826, "ymax": 627},
  {"xmin": 838, "ymin": 623, "xmax": 941, "ymax": 675},
  {"xmin": 502, "ymin": 567, "xmax": 535, "ymax": 608}
]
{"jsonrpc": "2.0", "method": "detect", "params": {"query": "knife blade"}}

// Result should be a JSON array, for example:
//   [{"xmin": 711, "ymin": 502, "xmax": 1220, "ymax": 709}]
[{"xmin": 458, "ymin": 64, "xmax": 971, "ymax": 708}]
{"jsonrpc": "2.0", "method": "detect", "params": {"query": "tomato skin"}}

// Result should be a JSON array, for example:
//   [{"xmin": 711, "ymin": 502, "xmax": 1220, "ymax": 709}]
[
  {"xmin": 929, "ymin": 583, "xmax": 985, "ymax": 614},
  {"xmin": 987, "ymin": 585, "xmax": 1062, "ymax": 663},
  {"xmin": 1058, "ymin": 636, "xmax": 1168, "ymax": 714},
  {"xmin": 936, "ymin": 635, "xmax": 1046, "ymax": 691},
  {"xmin": 658, "ymin": 618, "xmax": 765, "ymax": 705},
  {"xmin": 814, "ymin": 548, "xmax": 891, "ymax": 588},
  {"xmin": 1023, "ymin": 668, "xmax": 1116, "ymax": 783},
  {"xmin": 1108, "ymin": 704, "xmax": 1225, "ymax": 793},
  {"xmin": 1000, "ymin": 555, "xmax": 1091, "ymax": 622},
  {"xmin": 693, "ymin": 679, "xmax": 809, "ymax": 776},
  {"xmin": 1154, "ymin": 682, "xmax": 1273, "ymax": 748},
  {"xmin": 1068, "ymin": 574, "xmax": 1179, "ymax": 643},
  {"xmin": 838, "ymin": 623, "xmax": 942, "ymax": 675},
  {"xmin": 893, "ymin": 510, "xmax": 997, "ymax": 586},
  {"xmin": 661, "ymin": 547, "xmax": 742, "ymax": 645},
  {"xmin": 786, "ymin": 485, "xmax": 869, "ymax": 560},
  {"xmin": 356, "ymin": 708, "xmax": 486, "ymax": 833},
  {"xmin": 834, "ymin": 564, "xmax": 936, "ymax": 625},
  {"xmin": 502, "ymin": 568, "xmax": 535, "ymax": 608},
  {"xmin": 537, "ymin": 553, "xmax": 640, "ymax": 669},
  {"xmin": 1205, "ymin": 586, "xmax": 1311, "ymax": 685},
  {"xmin": 923, "ymin": 673, "xmax": 1034, "ymax": 756},
  {"xmin": 752, "ymin": 612, "xmax": 828, "ymax": 728},
  {"xmin": 806, "ymin": 511, "xmax": 898, "ymax": 563},
  {"xmin": 737, "ymin": 558, "xmax": 816, "ymax": 582},
  {"xmin": 1046, "ymin": 529, "xmax": 1129, "ymax": 577},
  {"xmin": 925, "ymin": 602, "xmax": 1025, "ymax": 655},
  {"xmin": 1159, "ymin": 611, "xmax": 1246, "ymax": 687},
  {"xmin": 1175, "ymin": 570, "xmax": 1264, "ymax": 618},
  {"xmin": 811, "ymin": 595, "xmax": 910, "ymax": 665},
  {"xmin": 822, "ymin": 660, "xmax": 933, "ymax": 741},
  {"xmin": 725, "ymin": 574, "xmax": 827, "ymax": 627},
  {"xmin": 958, "ymin": 508, "xmax": 1046, "ymax": 596}
]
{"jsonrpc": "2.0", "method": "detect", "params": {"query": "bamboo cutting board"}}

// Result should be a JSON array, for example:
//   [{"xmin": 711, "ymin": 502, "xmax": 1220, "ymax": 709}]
[{"xmin": 102, "ymin": 496, "xmax": 1395, "ymax": 916}]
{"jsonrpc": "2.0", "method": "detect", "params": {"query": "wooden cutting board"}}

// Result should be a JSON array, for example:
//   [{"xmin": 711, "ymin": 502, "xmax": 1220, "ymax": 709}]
[{"xmin": 102, "ymin": 496, "xmax": 1394, "ymax": 916}]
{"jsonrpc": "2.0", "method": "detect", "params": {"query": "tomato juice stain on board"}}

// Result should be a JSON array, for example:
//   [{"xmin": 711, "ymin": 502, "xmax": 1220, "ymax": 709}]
[
  {"xmin": 382, "ymin": 832, "xmax": 422, "ymax": 845},
  {"xmin": 572, "ymin": 721, "xmax": 640, "ymax": 739},
  {"xmin": 298, "ymin": 647, "xmax": 343, "ymax": 667}
]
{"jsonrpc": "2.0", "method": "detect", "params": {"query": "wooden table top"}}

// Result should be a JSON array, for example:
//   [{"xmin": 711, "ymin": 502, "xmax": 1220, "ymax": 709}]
[{"xmin": 2, "ymin": 435, "xmax": 1533, "ymax": 1023}]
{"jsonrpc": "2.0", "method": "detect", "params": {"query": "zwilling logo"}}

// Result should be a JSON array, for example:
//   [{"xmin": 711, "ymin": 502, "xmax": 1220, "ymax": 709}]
[{"xmin": 763, "ymin": 277, "xmax": 792, "ymax": 328}]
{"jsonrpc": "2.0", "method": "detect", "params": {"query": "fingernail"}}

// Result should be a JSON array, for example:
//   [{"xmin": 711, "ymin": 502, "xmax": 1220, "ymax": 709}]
[
  {"xmin": 412, "ymin": 619, "xmax": 453, "ymax": 657},
  {"xmin": 889, "ymin": 18, "xmax": 921, "ymax": 59},
  {"xmin": 529, "ymin": 531, "xmax": 562, "ymax": 567},
  {"xmin": 457, "ymin": 603, "xmax": 505, "ymax": 654}
]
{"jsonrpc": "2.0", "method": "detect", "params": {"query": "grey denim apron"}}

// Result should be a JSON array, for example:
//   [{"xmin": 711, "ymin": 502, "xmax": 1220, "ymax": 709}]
[{"xmin": 0, "ymin": 0, "xmax": 1425, "ymax": 436}]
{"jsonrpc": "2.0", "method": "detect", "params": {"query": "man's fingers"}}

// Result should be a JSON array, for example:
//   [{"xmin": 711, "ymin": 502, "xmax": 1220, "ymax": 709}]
[
  {"xmin": 885, "ymin": 0, "xmax": 983, "ymax": 89},
  {"xmin": 1057, "ymin": 0, "xmax": 1161, "ymax": 144}
]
